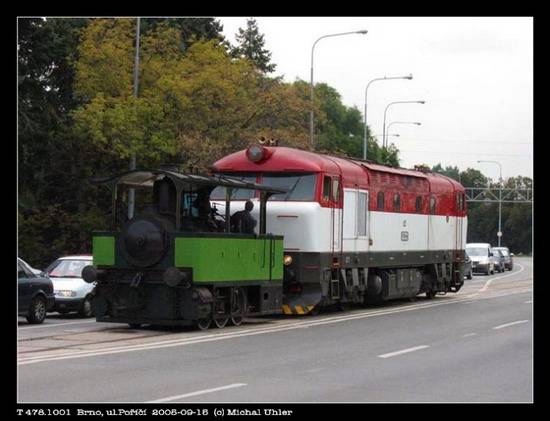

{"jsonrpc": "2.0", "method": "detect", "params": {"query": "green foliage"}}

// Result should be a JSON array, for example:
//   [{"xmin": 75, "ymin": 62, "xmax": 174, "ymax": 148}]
[
  {"xmin": 18, "ymin": 17, "xmax": 531, "ymax": 267},
  {"xmin": 430, "ymin": 164, "xmax": 532, "ymax": 254},
  {"xmin": 233, "ymin": 18, "xmax": 276, "ymax": 74}
]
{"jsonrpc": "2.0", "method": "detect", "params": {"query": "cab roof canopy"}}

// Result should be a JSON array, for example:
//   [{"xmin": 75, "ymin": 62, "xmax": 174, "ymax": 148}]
[{"xmin": 89, "ymin": 169, "xmax": 287, "ymax": 194}]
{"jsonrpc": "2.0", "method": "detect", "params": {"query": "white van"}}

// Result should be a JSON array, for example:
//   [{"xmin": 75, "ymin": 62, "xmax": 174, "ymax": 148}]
[{"xmin": 465, "ymin": 243, "xmax": 495, "ymax": 275}]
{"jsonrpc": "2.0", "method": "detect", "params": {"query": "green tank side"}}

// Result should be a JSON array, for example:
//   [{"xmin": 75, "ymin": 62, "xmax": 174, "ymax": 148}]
[
  {"xmin": 92, "ymin": 235, "xmax": 116, "ymax": 266},
  {"xmin": 175, "ymin": 237, "xmax": 284, "ymax": 283}
]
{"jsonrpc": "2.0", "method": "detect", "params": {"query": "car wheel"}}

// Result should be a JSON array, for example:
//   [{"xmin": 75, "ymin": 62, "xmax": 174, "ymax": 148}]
[
  {"xmin": 78, "ymin": 296, "xmax": 94, "ymax": 318},
  {"xmin": 26, "ymin": 296, "xmax": 47, "ymax": 324}
]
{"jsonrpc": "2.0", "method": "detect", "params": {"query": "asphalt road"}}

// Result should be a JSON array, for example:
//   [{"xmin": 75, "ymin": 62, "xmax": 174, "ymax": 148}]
[{"xmin": 17, "ymin": 258, "xmax": 533, "ymax": 403}]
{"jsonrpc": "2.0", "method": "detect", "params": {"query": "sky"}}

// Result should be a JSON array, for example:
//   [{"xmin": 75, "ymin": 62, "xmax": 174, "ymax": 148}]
[{"xmin": 217, "ymin": 17, "xmax": 533, "ymax": 180}]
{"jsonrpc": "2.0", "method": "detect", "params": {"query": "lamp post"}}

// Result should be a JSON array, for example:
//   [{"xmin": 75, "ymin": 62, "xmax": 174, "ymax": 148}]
[
  {"xmin": 310, "ymin": 30, "xmax": 368, "ymax": 149},
  {"xmin": 385, "ymin": 121, "xmax": 421, "ymax": 145},
  {"xmin": 128, "ymin": 17, "xmax": 141, "ymax": 220},
  {"xmin": 363, "ymin": 74, "xmax": 412, "ymax": 160},
  {"xmin": 478, "ymin": 160, "xmax": 503, "ymax": 246},
  {"xmin": 382, "ymin": 101, "xmax": 425, "ymax": 148}
]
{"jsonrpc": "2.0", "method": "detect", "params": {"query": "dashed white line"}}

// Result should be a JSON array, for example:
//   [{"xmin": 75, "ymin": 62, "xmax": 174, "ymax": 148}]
[
  {"xmin": 148, "ymin": 383, "xmax": 247, "ymax": 403},
  {"xmin": 492, "ymin": 320, "xmax": 529, "ymax": 330},
  {"xmin": 378, "ymin": 345, "xmax": 430, "ymax": 359},
  {"xmin": 524, "ymin": 300, "xmax": 533, "ymax": 304},
  {"xmin": 462, "ymin": 333, "xmax": 478, "ymax": 337}
]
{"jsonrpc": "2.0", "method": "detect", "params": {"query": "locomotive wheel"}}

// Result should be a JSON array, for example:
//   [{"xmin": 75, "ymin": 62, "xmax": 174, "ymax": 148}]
[
  {"xmin": 214, "ymin": 317, "xmax": 229, "ymax": 329},
  {"xmin": 230, "ymin": 287, "xmax": 246, "ymax": 326},
  {"xmin": 197, "ymin": 318, "xmax": 212, "ymax": 331}
]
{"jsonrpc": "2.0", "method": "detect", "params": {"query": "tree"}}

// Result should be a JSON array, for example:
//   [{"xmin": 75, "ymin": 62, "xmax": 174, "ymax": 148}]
[{"xmin": 233, "ymin": 18, "xmax": 276, "ymax": 74}]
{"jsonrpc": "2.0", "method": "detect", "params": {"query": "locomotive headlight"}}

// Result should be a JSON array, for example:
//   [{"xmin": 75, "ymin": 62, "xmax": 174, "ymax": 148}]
[
  {"xmin": 246, "ymin": 145, "xmax": 267, "ymax": 163},
  {"xmin": 283, "ymin": 255, "xmax": 293, "ymax": 266}
]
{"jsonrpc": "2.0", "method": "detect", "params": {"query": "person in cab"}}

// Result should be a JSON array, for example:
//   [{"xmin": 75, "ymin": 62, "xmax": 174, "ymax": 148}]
[{"xmin": 230, "ymin": 200, "xmax": 257, "ymax": 234}]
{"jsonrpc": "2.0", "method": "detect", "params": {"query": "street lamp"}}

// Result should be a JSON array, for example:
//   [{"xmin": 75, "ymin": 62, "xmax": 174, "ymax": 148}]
[
  {"xmin": 310, "ymin": 30, "xmax": 368, "ymax": 149},
  {"xmin": 478, "ymin": 160, "xmax": 503, "ymax": 246},
  {"xmin": 363, "ymin": 74, "xmax": 412, "ymax": 160},
  {"xmin": 382, "ymin": 101, "xmax": 425, "ymax": 148},
  {"xmin": 386, "ymin": 121, "xmax": 421, "ymax": 134},
  {"xmin": 128, "ymin": 17, "xmax": 141, "ymax": 220}
]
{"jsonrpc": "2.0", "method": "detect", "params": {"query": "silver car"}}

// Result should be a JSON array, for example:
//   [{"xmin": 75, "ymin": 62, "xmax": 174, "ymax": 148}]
[
  {"xmin": 491, "ymin": 248, "xmax": 506, "ymax": 273},
  {"xmin": 45, "ymin": 255, "xmax": 95, "ymax": 317},
  {"xmin": 466, "ymin": 243, "xmax": 495, "ymax": 275},
  {"xmin": 492, "ymin": 247, "xmax": 514, "ymax": 271}
]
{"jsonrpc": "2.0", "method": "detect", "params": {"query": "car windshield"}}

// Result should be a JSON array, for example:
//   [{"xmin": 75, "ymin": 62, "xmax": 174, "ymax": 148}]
[
  {"xmin": 47, "ymin": 259, "xmax": 90, "ymax": 278},
  {"xmin": 496, "ymin": 248, "xmax": 509, "ymax": 256},
  {"xmin": 466, "ymin": 247, "xmax": 488, "ymax": 257},
  {"xmin": 491, "ymin": 249, "xmax": 502, "ymax": 257},
  {"xmin": 261, "ymin": 173, "xmax": 316, "ymax": 201}
]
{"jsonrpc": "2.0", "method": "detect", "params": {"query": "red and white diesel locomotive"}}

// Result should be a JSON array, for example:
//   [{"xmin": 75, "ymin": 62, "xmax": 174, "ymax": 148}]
[{"xmin": 212, "ymin": 145, "xmax": 467, "ymax": 314}]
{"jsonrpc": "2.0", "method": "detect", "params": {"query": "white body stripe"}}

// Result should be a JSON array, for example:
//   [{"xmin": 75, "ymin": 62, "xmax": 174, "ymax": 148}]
[{"xmin": 212, "ymin": 197, "xmax": 468, "ymax": 254}]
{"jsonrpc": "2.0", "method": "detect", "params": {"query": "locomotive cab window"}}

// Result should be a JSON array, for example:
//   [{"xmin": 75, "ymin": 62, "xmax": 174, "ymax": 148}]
[
  {"xmin": 377, "ymin": 191, "xmax": 385, "ymax": 210},
  {"xmin": 331, "ymin": 178, "xmax": 341, "ymax": 202},
  {"xmin": 415, "ymin": 196, "xmax": 423, "ymax": 213},
  {"xmin": 262, "ymin": 173, "xmax": 316, "ymax": 201},
  {"xmin": 322, "ymin": 176, "xmax": 332, "ymax": 201},
  {"xmin": 393, "ymin": 193, "xmax": 401, "ymax": 212},
  {"xmin": 429, "ymin": 197, "xmax": 436, "ymax": 214}
]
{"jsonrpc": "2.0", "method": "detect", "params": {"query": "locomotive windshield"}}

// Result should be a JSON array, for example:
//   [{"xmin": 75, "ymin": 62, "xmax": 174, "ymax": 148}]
[
  {"xmin": 210, "ymin": 174, "xmax": 257, "ymax": 200},
  {"xmin": 262, "ymin": 173, "xmax": 316, "ymax": 201},
  {"xmin": 211, "ymin": 173, "xmax": 316, "ymax": 201}
]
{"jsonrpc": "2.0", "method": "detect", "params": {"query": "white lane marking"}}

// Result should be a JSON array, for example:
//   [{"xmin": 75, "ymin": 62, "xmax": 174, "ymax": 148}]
[
  {"xmin": 18, "ymin": 320, "xmax": 97, "ymax": 330},
  {"xmin": 524, "ymin": 300, "xmax": 533, "ymax": 304},
  {"xmin": 18, "ymin": 288, "xmax": 533, "ymax": 365},
  {"xmin": 462, "ymin": 333, "xmax": 478, "ymax": 337},
  {"xmin": 465, "ymin": 263, "xmax": 525, "ymax": 298},
  {"xmin": 477, "ymin": 263, "xmax": 525, "ymax": 294},
  {"xmin": 493, "ymin": 320, "xmax": 529, "ymax": 330},
  {"xmin": 378, "ymin": 345, "xmax": 430, "ymax": 359},
  {"xmin": 148, "ymin": 383, "xmax": 247, "ymax": 403}
]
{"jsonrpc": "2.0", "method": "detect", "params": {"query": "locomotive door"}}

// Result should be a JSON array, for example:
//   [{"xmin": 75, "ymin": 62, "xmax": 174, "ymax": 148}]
[
  {"xmin": 331, "ymin": 177, "xmax": 342, "ymax": 253},
  {"xmin": 323, "ymin": 175, "xmax": 342, "ymax": 254}
]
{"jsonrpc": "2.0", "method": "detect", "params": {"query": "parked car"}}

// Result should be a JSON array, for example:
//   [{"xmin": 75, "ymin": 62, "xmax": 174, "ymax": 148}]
[
  {"xmin": 465, "ymin": 243, "xmax": 495, "ymax": 275},
  {"xmin": 464, "ymin": 252, "xmax": 473, "ymax": 279},
  {"xmin": 491, "ymin": 248, "xmax": 506, "ymax": 273},
  {"xmin": 45, "ymin": 255, "xmax": 95, "ymax": 317},
  {"xmin": 18, "ymin": 258, "xmax": 55, "ymax": 324},
  {"xmin": 18, "ymin": 258, "xmax": 43, "ymax": 276},
  {"xmin": 492, "ymin": 247, "xmax": 514, "ymax": 270}
]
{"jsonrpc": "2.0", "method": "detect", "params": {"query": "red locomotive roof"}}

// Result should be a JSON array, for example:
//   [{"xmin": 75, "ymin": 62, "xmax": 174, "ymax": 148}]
[{"xmin": 212, "ymin": 146, "xmax": 464, "ymax": 193}]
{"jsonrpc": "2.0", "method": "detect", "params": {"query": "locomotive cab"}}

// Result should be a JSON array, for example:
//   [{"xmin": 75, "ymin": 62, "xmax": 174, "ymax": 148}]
[{"xmin": 83, "ymin": 169, "xmax": 287, "ymax": 330}]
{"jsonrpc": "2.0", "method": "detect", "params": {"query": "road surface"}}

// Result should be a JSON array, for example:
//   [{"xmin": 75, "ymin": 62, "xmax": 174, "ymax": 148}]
[{"xmin": 17, "ymin": 257, "xmax": 533, "ymax": 403}]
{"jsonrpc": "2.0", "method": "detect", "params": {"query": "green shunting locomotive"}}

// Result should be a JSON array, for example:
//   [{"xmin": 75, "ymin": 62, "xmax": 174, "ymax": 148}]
[{"xmin": 82, "ymin": 169, "xmax": 286, "ymax": 330}]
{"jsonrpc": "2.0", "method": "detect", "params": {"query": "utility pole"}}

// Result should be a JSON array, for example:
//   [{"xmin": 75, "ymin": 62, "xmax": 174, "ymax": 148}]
[{"xmin": 128, "ymin": 17, "xmax": 141, "ymax": 220}]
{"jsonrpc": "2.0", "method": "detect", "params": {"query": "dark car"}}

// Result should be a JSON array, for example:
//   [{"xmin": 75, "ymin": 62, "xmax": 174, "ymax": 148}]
[
  {"xmin": 491, "ymin": 248, "xmax": 506, "ymax": 273},
  {"xmin": 492, "ymin": 247, "xmax": 514, "ymax": 270},
  {"xmin": 18, "ymin": 258, "xmax": 55, "ymax": 324}
]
